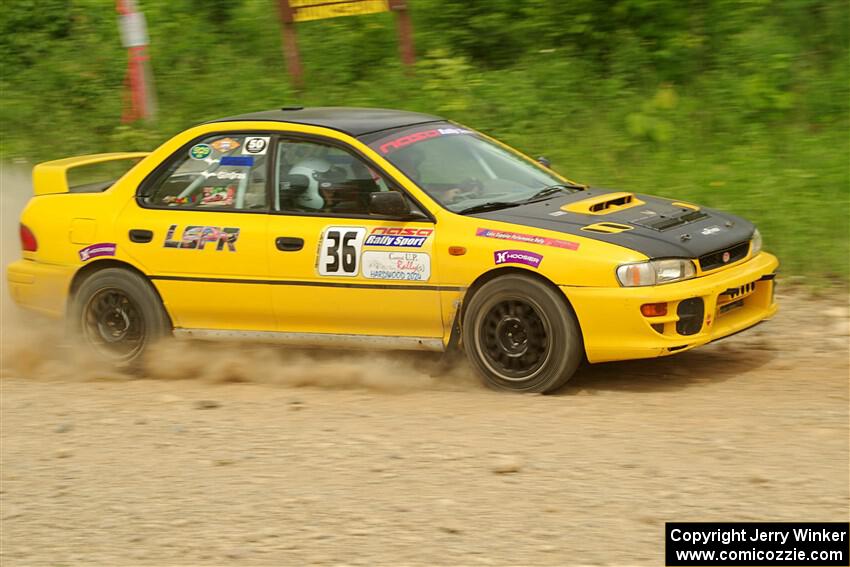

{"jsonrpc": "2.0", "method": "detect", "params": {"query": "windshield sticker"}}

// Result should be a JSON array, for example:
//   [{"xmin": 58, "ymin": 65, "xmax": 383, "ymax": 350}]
[
  {"xmin": 220, "ymin": 156, "xmax": 253, "ymax": 167},
  {"xmin": 476, "ymin": 228, "xmax": 579, "ymax": 251},
  {"xmin": 242, "ymin": 136, "xmax": 269, "ymax": 155},
  {"xmin": 364, "ymin": 227, "xmax": 433, "ymax": 248},
  {"xmin": 494, "ymin": 249, "xmax": 543, "ymax": 269},
  {"xmin": 211, "ymin": 137, "xmax": 240, "ymax": 152},
  {"xmin": 78, "ymin": 242, "xmax": 116, "ymax": 262},
  {"xmin": 164, "ymin": 225, "xmax": 240, "ymax": 251},
  {"xmin": 362, "ymin": 251, "xmax": 431, "ymax": 281},
  {"xmin": 378, "ymin": 127, "xmax": 471, "ymax": 155},
  {"xmin": 189, "ymin": 144, "xmax": 212, "ymax": 160}
]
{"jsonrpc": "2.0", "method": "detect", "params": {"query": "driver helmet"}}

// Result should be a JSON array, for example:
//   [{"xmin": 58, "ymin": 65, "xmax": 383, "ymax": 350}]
[{"xmin": 287, "ymin": 158, "xmax": 332, "ymax": 210}]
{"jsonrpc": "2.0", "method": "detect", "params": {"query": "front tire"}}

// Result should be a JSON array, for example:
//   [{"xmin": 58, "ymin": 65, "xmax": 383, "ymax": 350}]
[
  {"xmin": 70, "ymin": 268, "xmax": 170, "ymax": 367},
  {"xmin": 462, "ymin": 274, "xmax": 583, "ymax": 393}
]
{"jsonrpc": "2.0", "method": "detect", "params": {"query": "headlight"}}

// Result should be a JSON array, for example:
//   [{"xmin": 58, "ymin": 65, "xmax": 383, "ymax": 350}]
[
  {"xmin": 751, "ymin": 228, "xmax": 762, "ymax": 256},
  {"xmin": 616, "ymin": 259, "xmax": 696, "ymax": 287}
]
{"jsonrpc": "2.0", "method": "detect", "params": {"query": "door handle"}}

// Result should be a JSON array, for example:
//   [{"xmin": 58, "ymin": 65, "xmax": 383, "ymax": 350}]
[
  {"xmin": 275, "ymin": 237, "xmax": 304, "ymax": 251},
  {"xmin": 129, "ymin": 229, "xmax": 154, "ymax": 243}
]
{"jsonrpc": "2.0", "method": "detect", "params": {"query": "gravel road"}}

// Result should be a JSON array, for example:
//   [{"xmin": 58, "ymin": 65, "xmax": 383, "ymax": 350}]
[{"xmin": 1, "ymin": 291, "xmax": 847, "ymax": 566}]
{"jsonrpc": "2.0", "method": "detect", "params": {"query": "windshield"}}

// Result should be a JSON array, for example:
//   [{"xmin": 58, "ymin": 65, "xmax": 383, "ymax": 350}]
[{"xmin": 362, "ymin": 122, "xmax": 582, "ymax": 213}]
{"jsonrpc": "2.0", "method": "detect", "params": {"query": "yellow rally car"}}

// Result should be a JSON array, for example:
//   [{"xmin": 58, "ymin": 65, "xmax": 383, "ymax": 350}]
[{"xmin": 7, "ymin": 107, "xmax": 778, "ymax": 393}]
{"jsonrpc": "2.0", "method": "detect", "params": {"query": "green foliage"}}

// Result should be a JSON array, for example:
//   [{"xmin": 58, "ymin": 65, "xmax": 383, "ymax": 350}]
[{"xmin": 0, "ymin": 0, "xmax": 847, "ymax": 283}]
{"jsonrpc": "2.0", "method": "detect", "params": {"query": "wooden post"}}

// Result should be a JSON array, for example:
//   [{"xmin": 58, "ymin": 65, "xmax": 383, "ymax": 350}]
[
  {"xmin": 277, "ymin": 0, "xmax": 304, "ymax": 90},
  {"xmin": 389, "ymin": 0, "xmax": 415, "ymax": 70}
]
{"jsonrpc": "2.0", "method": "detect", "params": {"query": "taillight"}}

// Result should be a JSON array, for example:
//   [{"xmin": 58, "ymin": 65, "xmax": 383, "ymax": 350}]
[{"xmin": 20, "ymin": 224, "xmax": 37, "ymax": 252}]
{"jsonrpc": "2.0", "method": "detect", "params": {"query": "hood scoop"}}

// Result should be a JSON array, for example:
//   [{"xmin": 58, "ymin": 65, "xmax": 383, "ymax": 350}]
[
  {"xmin": 633, "ymin": 210, "xmax": 709, "ymax": 231},
  {"xmin": 581, "ymin": 222, "xmax": 634, "ymax": 234},
  {"xmin": 561, "ymin": 192, "xmax": 645, "ymax": 215}
]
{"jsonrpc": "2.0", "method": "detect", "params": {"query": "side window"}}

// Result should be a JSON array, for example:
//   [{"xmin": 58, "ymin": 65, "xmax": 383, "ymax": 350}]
[
  {"xmin": 143, "ymin": 134, "xmax": 270, "ymax": 211},
  {"xmin": 274, "ymin": 139, "xmax": 412, "ymax": 216}
]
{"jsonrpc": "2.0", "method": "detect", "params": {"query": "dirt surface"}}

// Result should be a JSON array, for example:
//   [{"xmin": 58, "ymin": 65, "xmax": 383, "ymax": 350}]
[
  {"xmin": 1, "ymin": 167, "xmax": 848, "ymax": 565},
  {"xmin": 1, "ymin": 291, "xmax": 848, "ymax": 567}
]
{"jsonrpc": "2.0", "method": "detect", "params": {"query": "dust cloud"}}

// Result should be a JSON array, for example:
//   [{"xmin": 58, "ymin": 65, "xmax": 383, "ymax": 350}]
[{"xmin": 0, "ymin": 162, "xmax": 475, "ymax": 392}]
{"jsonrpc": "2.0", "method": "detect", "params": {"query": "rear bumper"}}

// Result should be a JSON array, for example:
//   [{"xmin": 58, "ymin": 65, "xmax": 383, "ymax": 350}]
[
  {"xmin": 563, "ymin": 252, "xmax": 779, "ymax": 363},
  {"xmin": 6, "ymin": 259, "xmax": 75, "ymax": 318}
]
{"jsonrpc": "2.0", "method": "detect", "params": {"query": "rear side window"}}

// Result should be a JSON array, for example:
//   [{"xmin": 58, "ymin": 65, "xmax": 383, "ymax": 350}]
[{"xmin": 142, "ymin": 134, "xmax": 270, "ymax": 210}]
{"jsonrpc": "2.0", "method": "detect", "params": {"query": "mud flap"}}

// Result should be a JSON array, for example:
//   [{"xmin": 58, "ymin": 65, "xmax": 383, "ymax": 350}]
[{"xmin": 430, "ymin": 305, "xmax": 463, "ymax": 376}]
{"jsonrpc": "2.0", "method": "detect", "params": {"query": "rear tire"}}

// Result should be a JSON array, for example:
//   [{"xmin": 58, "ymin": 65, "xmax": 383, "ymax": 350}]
[
  {"xmin": 462, "ymin": 274, "xmax": 583, "ymax": 393},
  {"xmin": 69, "ymin": 268, "xmax": 170, "ymax": 368}
]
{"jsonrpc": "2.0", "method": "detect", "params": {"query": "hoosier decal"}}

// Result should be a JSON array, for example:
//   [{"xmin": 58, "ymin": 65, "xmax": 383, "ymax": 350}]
[
  {"xmin": 164, "ymin": 225, "xmax": 240, "ymax": 251},
  {"xmin": 494, "ymin": 249, "xmax": 543, "ymax": 268}
]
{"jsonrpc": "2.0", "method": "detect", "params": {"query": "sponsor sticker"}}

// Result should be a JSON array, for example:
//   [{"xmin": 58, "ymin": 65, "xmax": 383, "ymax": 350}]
[
  {"xmin": 362, "ymin": 251, "xmax": 431, "ymax": 281},
  {"xmin": 494, "ymin": 249, "xmax": 543, "ymax": 268},
  {"xmin": 201, "ymin": 185, "xmax": 235, "ymax": 205},
  {"xmin": 701, "ymin": 225, "xmax": 722, "ymax": 236},
  {"xmin": 363, "ymin": 227, "xmax": 433, "ymax": 248},
  {"xmin": 220, "ymin": 156, "xmax": 253, "ymax": 167},
  {"xmin": 214, "ymin": 171, "xmax": 246, "ymax": 180},
  {"xmin": 476, "ymin": 228, "xmax": 579, "ymax": 251},
  {"xmin": 211, "ymin": 137, "xmax": 240, "ymax": 152},
  {"xmin": 164, "ymin": 225, "xmax": 240, "ymax": 251},
  {"xmin": 242, "ymin": 136, "xmax": 269, "ymax": 155},
  {"xmin": 79, "ymin": 242, "xmax": 116, "ymax": 262},
  {"xmin": 549, "ymin": 210, "xmax": 568, "ymax": 217},
  {"xmin": 378, "ymin": 127, "xmax": 471, "ymax": 155},
  {"xmin": 189, "ymin": 143, "xmax": 212, "ymax": 160}
]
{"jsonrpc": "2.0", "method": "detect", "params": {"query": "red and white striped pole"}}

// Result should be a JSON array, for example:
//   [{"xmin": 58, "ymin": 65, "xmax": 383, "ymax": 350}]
[{"xmin": 117, "ymin": 0, "xmax": 156, "ymax": 122}]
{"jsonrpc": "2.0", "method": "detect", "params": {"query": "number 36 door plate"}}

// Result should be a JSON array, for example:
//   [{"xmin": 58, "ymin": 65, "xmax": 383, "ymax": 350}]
[{"xmin": 318, "ymin": 226, "xmax": 367, "ymax": 277}]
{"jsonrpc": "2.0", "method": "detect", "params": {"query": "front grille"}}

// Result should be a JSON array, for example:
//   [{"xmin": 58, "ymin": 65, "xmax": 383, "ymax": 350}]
[
  {"xmin": 698, "ymin": 241, "xmax": 749, "ymax": 271},
  {"xmin": 676, "ymin": 297, "xmax": 704, "ymax": 336}
]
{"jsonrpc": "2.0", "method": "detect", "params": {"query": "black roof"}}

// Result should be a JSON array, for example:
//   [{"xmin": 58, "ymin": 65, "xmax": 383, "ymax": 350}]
[{"xmin": 208, "ymin": 106, "xmax": 443, "ymax": 137}]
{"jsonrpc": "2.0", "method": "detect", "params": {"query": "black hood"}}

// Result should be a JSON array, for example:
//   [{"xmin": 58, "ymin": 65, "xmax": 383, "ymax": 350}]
[{"xmin": 470, "ymin": 188, "xmax": 755, "ymax": 259}]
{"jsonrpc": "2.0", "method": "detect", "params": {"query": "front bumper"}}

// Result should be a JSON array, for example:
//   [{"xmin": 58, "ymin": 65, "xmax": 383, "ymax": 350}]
[
  {"xmin": 6, "ymin": 259, "xmax": 75, "ymax": 318},
  {"xmin": 563, "ymin": 252, "xmax": 779, "ymax": 363}
]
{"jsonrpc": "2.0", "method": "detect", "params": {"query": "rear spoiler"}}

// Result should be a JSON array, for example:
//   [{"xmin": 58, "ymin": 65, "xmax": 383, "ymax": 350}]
[{"xmin": 32, "ymin": 152, "xmax": 149, "ymax": 196}]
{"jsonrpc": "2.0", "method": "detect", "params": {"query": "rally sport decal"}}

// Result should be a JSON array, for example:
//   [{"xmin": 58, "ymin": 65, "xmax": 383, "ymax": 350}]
[{"xmin": 363, "ymin": 227, "xmax": 433, "ymax": 248}]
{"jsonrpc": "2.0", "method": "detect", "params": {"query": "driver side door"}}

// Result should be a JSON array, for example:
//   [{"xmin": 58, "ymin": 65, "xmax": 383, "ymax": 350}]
[{"xmin": 266, "ymin": 136, "xmax": 444, "ymax": 347}]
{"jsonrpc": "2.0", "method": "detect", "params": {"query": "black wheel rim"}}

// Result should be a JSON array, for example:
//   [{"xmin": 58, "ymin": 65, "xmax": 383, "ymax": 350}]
[
  {"xmin": 82, "ymin": 288, "xmax": 145, "ymax": 362},
  {"xmin": 478, "ymin": 298, "xmax": 551, "ymax": 381}
]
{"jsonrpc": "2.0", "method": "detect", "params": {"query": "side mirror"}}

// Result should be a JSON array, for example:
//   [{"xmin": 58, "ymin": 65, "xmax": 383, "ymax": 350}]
[
  {"xmin": 537, "ymin": 156, "xmax": 552, "ymax": 169},
  {"xmin": 369, "ymin": 191, "xmax": 410, "ymax": 217}
]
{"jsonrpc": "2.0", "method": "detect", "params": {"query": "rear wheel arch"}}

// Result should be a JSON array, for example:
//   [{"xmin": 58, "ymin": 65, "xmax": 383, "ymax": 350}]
[{"xmin": 68, "ymin": 260, "xmax": 173, "ymax": 329}]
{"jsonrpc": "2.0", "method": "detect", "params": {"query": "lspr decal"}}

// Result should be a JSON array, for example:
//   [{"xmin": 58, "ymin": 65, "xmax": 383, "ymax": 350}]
[
  {"xmin": 494, "ymin": 250, "xmax": 543, "ymax": 268},
  {"xmin": 164, "ymin": 225, "xmax": 240, "ymax": 251}
]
